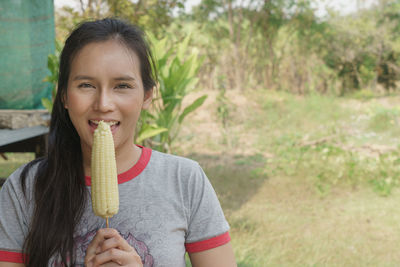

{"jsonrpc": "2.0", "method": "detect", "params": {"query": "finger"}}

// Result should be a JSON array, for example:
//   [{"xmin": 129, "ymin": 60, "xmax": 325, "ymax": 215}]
[
  {"xmin": 93, "ymin": 248, "xmax": 141, "ymax": 266},
  {"xmin": 99, "ymin": 234, "xmax": 136, "ymax": 253},
  {"xmin": 85, "ymin": 231, "xmax": 107, "ymax": 265},
  {"xmin": 99, "ymin": 263, "xmax": 121, "ymax": 267},
  {"xmin": 96, "ymin": 228, "xmax": 121, "ymax": 239},
  {"xmin": 85, "ymin": 228, "xmax": 118, "ymax": 265},
  {"xmin": 88, "ymin": 228, "xmax": 116, "ymax": 251}
]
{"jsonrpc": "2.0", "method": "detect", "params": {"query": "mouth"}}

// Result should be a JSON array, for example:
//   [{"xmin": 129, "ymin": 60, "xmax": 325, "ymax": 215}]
[{"xmin": 89, "ymin": 119, "xmax": 120, "ymax": 133}]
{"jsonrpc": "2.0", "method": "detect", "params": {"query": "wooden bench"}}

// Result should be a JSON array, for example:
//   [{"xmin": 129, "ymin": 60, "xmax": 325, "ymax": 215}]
[{"xmin": 0, "ymin": 126, "xmax": 49, "ymax": 186}]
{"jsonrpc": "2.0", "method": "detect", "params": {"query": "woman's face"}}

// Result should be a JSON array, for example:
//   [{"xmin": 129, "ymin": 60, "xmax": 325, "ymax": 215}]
[{"xmin": 64, "ymin": 40, "xmax": 152, "ymax": 156}]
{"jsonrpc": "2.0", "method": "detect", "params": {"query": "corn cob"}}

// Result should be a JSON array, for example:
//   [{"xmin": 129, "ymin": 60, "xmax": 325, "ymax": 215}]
[{"xmin": 91, "ymin": 120, "xmax": 119, "ymax": 222}]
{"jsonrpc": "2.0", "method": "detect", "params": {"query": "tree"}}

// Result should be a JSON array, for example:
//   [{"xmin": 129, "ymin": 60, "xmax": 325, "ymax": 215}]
[{"xmin": 55, "ymin": 0, "xmax": 186, "ymax": 41}]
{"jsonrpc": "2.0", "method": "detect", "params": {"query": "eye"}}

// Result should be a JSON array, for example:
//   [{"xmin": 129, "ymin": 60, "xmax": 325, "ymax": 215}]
[
  {"xmin": 116, "ymin": 83, "xmax": 133, "ymax": 89},
  {"xmin": 78, "ymin": 83, "xmax": 94, "ymax": 88}
]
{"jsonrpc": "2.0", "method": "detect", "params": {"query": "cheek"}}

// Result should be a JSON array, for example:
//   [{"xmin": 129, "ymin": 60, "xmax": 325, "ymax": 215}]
[
  {"xmin": 65, "ymin": 97, "xmax": 90, "ymax": 129},
  {"xmin": 66, "ymin": 91, "xmax": 88, "ymax": 113},
  {"xmin": 117, "ymin": 94, "xmax": 143, "ymax": 112}
]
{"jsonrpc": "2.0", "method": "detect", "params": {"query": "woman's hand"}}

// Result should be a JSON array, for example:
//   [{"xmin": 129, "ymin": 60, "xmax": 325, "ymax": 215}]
[{"xmin": 85, "ymin": 228, "xmax": 143, "ymax": 267}]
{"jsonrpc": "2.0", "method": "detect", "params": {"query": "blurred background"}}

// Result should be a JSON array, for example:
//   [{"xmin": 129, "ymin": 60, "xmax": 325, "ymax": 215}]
[{"xmin": 2, "ymin": 0, "xmax": 400, "ymax": 266}]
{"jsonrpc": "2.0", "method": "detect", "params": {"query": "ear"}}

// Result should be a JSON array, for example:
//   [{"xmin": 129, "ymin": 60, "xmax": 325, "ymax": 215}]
[
  {"xmin": 62, "ymin": 94, "xmax": 68, "ymax": 109},
  {"xmin": 142, "ymin": 88, "xmax": 153, "ymax": 110}
]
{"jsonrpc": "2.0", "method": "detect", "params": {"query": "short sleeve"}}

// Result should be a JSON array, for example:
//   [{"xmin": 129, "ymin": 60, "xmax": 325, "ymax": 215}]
[
  {"xmin": 0, "ymin": 167, "xmax": 30, "ymax": 263},
  {"xmin": 184, "ymin": 164, "xmax": 230, "ymax": 253}
]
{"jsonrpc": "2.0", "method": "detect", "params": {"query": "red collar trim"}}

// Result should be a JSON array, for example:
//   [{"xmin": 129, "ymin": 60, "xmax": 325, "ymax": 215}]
[{"xmin": 85, "ymin": 145, "xmax": 152, "ymax": 186}]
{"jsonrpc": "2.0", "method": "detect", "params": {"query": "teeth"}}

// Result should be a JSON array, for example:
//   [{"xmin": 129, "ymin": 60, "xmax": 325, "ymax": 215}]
[{"xmin": 90, "ymin": 120, "xmax": 118, "ymax": 126}]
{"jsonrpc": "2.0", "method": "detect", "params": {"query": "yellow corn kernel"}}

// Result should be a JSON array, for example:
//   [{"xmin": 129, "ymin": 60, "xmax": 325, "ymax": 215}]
[{"xmin": 91, "ymin": 120, "xmax": 119, "ymax": 219}]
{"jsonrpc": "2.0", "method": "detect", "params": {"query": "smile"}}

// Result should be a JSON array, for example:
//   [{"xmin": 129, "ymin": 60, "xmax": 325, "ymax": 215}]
[
  {"xmin": 89, "ymin": 120, "xmax": 120, "ymax": 133},
  {"xmin": 89, "ymin": 120, "xmax": 119, "ymax": 126}
]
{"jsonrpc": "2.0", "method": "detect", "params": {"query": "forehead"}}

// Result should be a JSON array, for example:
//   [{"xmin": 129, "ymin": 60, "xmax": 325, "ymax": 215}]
[{"xmin": 70, "ymin": 40, "xmax": 141, "ymax": 77}]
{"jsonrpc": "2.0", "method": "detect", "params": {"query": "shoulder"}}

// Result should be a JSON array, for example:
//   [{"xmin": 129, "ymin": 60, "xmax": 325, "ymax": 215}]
[
  {"xmin": 149, "ymin": 149, "xmax": 201, "ymax": 171},
  {"xmin": 145, "ymin": 149, "xmax": 207, "ymax": 186}
]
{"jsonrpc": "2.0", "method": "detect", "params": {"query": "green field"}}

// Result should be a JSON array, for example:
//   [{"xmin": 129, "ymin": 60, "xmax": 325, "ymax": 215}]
[
  {"xmin": 179, "ymin": 89, "xmax": 400, "ymax": 266},
  {"xmin": 2, "ymin": 89, "xmax": 400, "ymax": 266},
  {"xmin": 0, "ymin": 153, "xmax": 34, "ymax": 178}
]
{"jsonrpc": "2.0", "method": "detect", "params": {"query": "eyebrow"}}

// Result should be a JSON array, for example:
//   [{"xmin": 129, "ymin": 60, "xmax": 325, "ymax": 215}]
[
  {"xmin": 114, "ymin": 75, "xmax": 136, "ymax": 81},
  {"xmin": 73, "ymin": 75, "xmax": 94, "ymax": 81},
  {"xmin": 72, "ymin": 75, "xmax": 136, "ymax": 81}
]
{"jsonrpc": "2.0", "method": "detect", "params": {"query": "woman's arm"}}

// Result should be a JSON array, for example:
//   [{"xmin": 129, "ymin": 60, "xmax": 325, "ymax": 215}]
[
  {"xmin": 188, "ymin": 242, "xmax": 237, "ymax": 267},
  {"xmin": 0, "ymin": 263, "xmax": 25, "ymax": 267}
]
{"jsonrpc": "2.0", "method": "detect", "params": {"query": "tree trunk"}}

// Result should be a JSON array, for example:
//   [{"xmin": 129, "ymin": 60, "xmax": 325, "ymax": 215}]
[{"xmin": 224, "ymin": 0, "xmax": 242, "ymax": 90}]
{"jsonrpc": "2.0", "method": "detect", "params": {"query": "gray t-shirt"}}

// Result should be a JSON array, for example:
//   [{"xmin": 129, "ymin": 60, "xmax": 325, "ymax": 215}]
[{"xmin": 0, "ymin": 147, "xmax": 230, "ymax": 266}]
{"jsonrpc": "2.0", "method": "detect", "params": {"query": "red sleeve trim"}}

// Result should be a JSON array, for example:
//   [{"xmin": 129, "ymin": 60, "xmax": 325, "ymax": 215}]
[
  {"xmin": 185, "ymin": 231, "xmax": 231, "ymax": 253},
  {"xmin": 0, "ymin": 250, "xmax": 26, "ymax": 263}
]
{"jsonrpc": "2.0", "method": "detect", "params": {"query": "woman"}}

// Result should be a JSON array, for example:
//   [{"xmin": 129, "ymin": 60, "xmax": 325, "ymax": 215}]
[{"xmin": 0, "ymin": 18, "xmax": 236, "ymax": 267}]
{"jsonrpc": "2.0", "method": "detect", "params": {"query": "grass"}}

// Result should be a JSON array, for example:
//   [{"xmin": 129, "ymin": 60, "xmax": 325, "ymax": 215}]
[
  {"xmin": 3, "ymin": 89, "xmax": 400, "ymax": 266},
  {"xmin": 179, "ymin": 89, "xmax": 400, "ymax": 266},
  {"xmin": 229, "ymin": 178, "xmax": 400, "ymax": 266},
  {"xmin": 0, "ymin": 153, "xmax": 34, "ymax": 178}
]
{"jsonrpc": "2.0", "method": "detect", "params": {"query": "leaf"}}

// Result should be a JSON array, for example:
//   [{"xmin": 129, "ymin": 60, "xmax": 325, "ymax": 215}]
[
  {"xmin": 136, "ymin": 126, "xmax": 168, "ymax": 143},
  {"xmin": 47, "ymin": 55, "xmax": 54, "ymax": 73},
  {"xmin": 149, "ymin": 33, "xmax": 170, "ymax": 61},
  {"xmin": 178, "ymin": 95, "xmax": 207, "ymax": 123},
  {"xmin": 138, "ymin": 32, "xmax": 202, "ymax": 152},
  {"xmin": 55, "ymin": 39, "xmax": 63, "ymax": 54},
  {"xmin": 41, "ymin": 98, "xmax": 53, "ymax": 113},
  {"xmin": 177, "ymin": 34, "xmax": 191, "ymax": 61}
]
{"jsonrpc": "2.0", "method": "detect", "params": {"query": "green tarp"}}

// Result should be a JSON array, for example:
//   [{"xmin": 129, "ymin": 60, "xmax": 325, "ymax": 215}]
[{"xmin": 0, "ymin": 0, "xmax": 55, "ymax": 109}]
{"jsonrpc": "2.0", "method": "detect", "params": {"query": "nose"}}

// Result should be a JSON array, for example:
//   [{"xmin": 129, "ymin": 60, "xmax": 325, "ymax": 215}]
[{"xmin": 94, "ymin": 88, "xmax": 115, "ymax": 112}]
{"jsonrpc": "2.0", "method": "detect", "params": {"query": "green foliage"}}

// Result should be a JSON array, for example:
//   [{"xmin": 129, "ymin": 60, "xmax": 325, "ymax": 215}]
[
  {"xmin": 0, "ymin": 153, "xmax": 35, "ymax": 178},
  {"xmin": 53, "ymin": 0, "xmax": 400, "ymax": 96},
  {"xmin": 216, "ymin": 76, "xmax": 230, "ymax": 128},
  {"xmin": 136, "ymin": 34, "xmax": 207, "ymax": 152},
  {"xmin": 349, "ymin": 89, "xmax": 378, "ymax": 100},
  {"xmin": 189, "ymin": 0, "xmax": 339, "ymax": 93},
  {"xmin": 245, "ymin": 89, "xmax": 400, "ymax": 197},
  {"xmin": 368, "ymin": 106, "xmax": 400, "ymax": 132},
  {"xmin": 41, "ymin": 40, "xmax": 62, "ymax": 113},
  {"xmin": 369, "ymin": 152, "xmax": 400, "ymax": 196},
  {"xmin": 135, "ymin": 124, "xmax": 168, "ymax": 144},
  {"xmin": 185, "ymin": 253, "xmax": 192, "ymax": 266},
  {"xmin": 55, "ymin": 0, "xmax": 186, "ymax": 40},
  {"xmin": 179, "ymin": 95, "xmax": 207, "ymax": 123},
  {"xmin": 321, "ymin": 4, "xmax": 400, "ymax": 93},
  {"xmin": 189, "ymin": 0, "xmax": 400, "ymax": 94}
]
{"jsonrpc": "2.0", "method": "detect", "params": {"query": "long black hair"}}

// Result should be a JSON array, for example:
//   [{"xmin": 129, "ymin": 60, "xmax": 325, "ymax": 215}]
[{"xmin": 20, "ymin": 18, "xmax": 157, "ymax": 266}]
